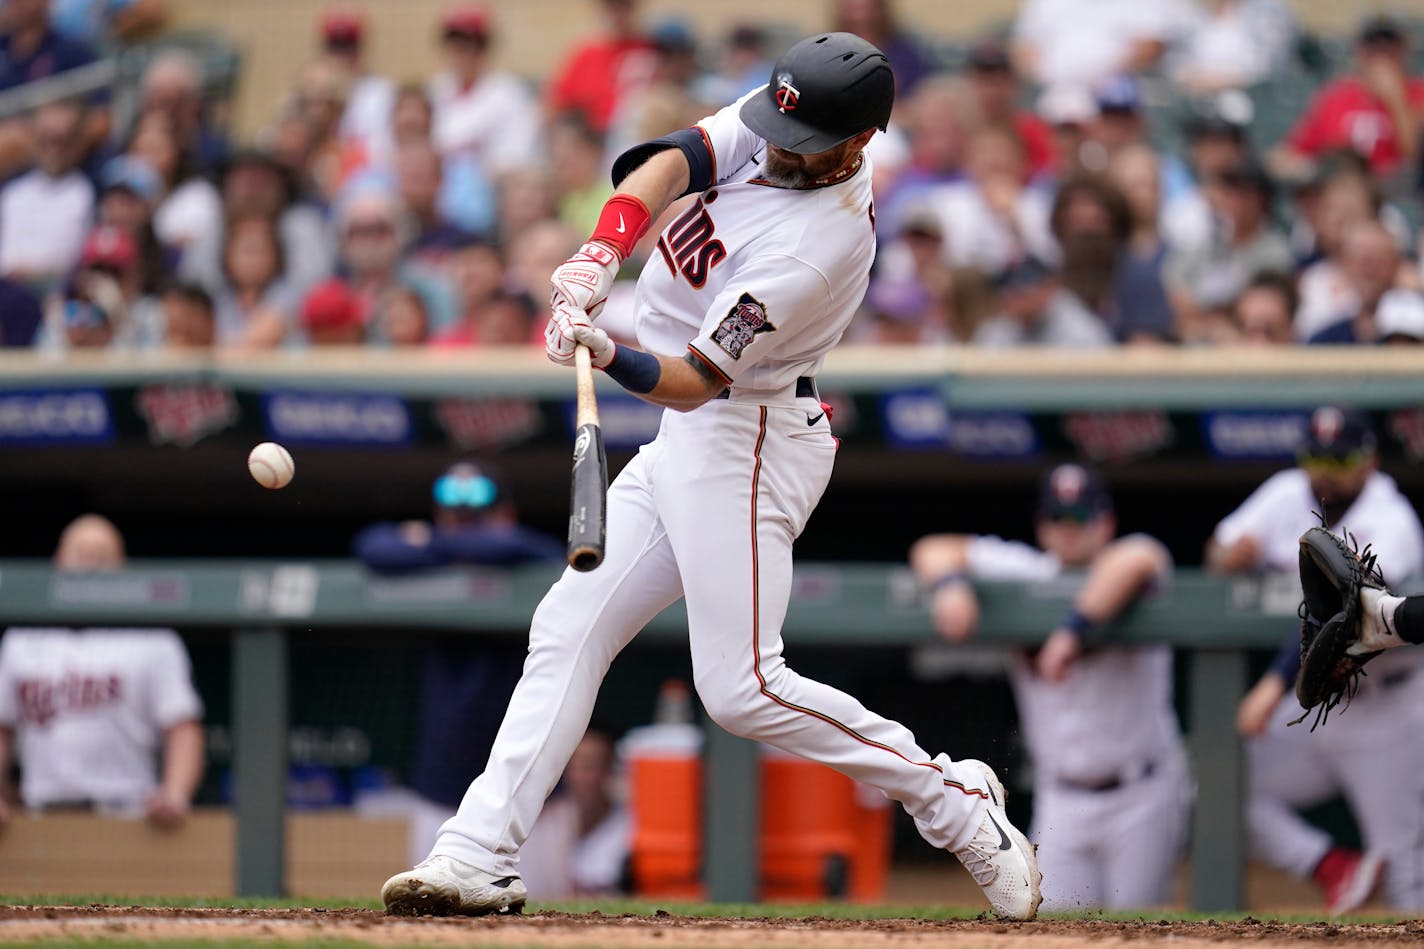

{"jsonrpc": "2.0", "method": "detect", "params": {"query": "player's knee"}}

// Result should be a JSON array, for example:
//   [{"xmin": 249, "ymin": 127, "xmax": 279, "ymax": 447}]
[{"xmin": 694, "ymin": 681, "xmax": 768, "ymax": 738}]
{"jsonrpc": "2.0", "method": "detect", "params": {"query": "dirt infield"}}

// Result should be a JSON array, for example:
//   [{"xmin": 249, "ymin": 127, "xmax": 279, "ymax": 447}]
[{"xmin": 0, "ymin": 906, "xmax": 1421, "ymax": 948}]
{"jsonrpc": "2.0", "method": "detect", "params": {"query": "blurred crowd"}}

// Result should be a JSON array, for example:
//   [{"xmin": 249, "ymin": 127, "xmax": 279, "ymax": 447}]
[{"xmin": 0, "ymin": 0, "xmax": 1422, "ymax": 353}]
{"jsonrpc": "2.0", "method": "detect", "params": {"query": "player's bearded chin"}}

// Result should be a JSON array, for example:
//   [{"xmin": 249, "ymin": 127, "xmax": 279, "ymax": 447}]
[{"xmin": 762, "ymin": 143, "xmax": 846, "ymax": 188}]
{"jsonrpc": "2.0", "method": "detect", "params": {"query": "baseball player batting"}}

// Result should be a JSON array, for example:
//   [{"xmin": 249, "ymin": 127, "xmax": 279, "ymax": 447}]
[{"xmin": 382, "ymin": 33, "xmax": 1041, "ymax": 921}]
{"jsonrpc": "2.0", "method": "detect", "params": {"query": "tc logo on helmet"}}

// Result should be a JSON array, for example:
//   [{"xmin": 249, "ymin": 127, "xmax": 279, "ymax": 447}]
[{"xmin": 775, "ymin": 73, "xmax": 800, "ymax": 113}]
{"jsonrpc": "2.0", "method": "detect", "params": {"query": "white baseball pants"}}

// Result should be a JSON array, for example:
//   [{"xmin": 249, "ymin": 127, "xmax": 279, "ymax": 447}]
[
  {"xmin": 430, "ymin": 398, "xmax": 991, "ymax": 875},
  {"xmin": 1248, "ymin": 661, "xmax": 1424, "ymax": 908}
]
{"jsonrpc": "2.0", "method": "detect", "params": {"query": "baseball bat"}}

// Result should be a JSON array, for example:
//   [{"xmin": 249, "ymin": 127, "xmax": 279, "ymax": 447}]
[{"xmin": 567, "ymin": 344, "xmax": 608, "ymax": 571}]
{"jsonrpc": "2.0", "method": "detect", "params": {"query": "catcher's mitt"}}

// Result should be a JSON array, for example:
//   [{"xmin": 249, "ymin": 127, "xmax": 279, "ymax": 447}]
[{"xmin": 1291, "ymin": 522, "xmax": 1390, "ymax": 729}]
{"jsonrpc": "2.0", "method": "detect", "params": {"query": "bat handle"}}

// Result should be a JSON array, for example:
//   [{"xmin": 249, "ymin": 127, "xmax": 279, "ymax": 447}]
[{"xmin": 574, "ymin": 344, "xmax": 598, "ymax": 428}]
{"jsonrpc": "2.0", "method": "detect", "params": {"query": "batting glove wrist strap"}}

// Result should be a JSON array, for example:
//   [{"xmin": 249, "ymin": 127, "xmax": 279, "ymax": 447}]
[
  {"xmin": 550, "ymin": 242, "xmax": 622, "ymax": 320},
  {"xmin": 591, "ymin": 194, "xmax": 653, "ymax": 261}
]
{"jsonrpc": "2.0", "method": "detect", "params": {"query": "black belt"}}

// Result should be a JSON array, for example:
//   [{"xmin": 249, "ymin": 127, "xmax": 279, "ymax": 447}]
[
  {"xmin": 716, "ymin": 377, "xmax": 818, "ymax": 400},
  {"xmin": 1059, "ymin": 759, "xmax": 1157, "ymax": 793}
]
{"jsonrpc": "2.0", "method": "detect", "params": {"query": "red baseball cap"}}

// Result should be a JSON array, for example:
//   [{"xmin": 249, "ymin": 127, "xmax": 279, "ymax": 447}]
[
  {"xmin": 80, "ymin": 226, "xmax": 138, "ymax": 270},
  {"xmin": 441, "ymin": 5, "xmax": 490, "ymax": 41},
  {"xmin": 301, "ymin": 279, "xmax": 364, "ymax": 330},
  {"xmin": 321, "ymin": 7, "xmax": 364, "ymax": 45}
]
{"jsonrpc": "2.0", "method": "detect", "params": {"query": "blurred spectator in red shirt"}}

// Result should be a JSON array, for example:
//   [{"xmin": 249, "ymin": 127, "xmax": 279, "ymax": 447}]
[
  {"xmin": 1274, "ymin": 15, "xmax": 1424, "ymax": 181},
  {"xmin": 966, "ymin": 39, "xmax": 1053, "ymax": 180},
  {"xmin": 161, "ymin": 282, "xmax": 216, "ymax": 350},
  {"xmin": 1230, "ymin": 272, "xmax": 1297, "ymax": 346},
  {"xmin": 546, "ymin": 0, "xmax": 654, "ymax": 134},
  {"xmin": 428, "ymin": 5, "xmax": 541, "ymax": 180},
  {"xmin": 606, "ymin": 18, "xmax": 712, "ymax": 165},
  {"xmin": 301, "ymin": 277, "xmax": 365, "ymax": 346},
  {"xmin": 831, "ymin": 0, "xmax": 938, "ymax": 97}
]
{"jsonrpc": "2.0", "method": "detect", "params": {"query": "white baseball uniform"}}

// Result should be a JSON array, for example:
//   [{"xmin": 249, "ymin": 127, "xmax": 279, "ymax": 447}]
[
  {"xmin": 962, "ymin": 534, "xmax": 1190, "ymax": 910},
  {"xmin": 0, "ymin": 627, "xmax": 203, "ymax": 812},
  {"xmin": 430, "ymin": 93, "xmax": 996, "ymax": 876},
  {"xmin": 1213, "ymin": 468, "xmax": 1424, "ymax": 908}
]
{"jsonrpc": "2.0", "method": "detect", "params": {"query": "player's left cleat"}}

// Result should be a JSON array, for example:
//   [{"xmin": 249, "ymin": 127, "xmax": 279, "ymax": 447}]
[
  {"xmin": 952, "ymin": 759, "xmax": 1042, "ymax": 921},
  {"xmin": 1351, "ymin": 587, "xmax": 1408, "ymax": 655},
  {"xmin": 381, "ymin": 855, "xmax": 528, "ymax": 917}
]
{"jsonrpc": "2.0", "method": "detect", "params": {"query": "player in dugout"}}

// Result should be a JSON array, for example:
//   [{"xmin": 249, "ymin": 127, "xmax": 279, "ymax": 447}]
[{"xmin": 0, "ymin": 514, "xmax": 204, "ymax": 828}]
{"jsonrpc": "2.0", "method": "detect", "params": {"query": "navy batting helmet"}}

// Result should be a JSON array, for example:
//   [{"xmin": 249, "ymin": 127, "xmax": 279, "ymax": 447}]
[{"xmin": 739, "ymin": 32, "xmax": 895, "ymax": 155}]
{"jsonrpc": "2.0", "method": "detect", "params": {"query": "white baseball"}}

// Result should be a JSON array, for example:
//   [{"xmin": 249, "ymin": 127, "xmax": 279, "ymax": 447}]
[{"xmin": 247, "ymin": 442, "xmax": 295, "ymax": 490}]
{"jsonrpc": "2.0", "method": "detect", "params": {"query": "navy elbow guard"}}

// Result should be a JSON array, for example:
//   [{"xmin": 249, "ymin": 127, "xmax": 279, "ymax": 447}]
[{"xmin": 611, "ymin": 127, "xmax": 714, "ymax": 197}]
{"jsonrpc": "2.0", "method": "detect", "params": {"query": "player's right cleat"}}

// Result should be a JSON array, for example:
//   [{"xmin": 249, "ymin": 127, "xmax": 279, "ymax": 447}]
[
  {"xmin": 952, "ymin": 759, "xmax": 1042, "ymax": 921},
  {"xmin": 1313, "ymin": 847, "xmax": 1383, "ymax": 916},
  {"xmin": 381, "ymin": 855, "xmax": 528, "ymax": 917}
]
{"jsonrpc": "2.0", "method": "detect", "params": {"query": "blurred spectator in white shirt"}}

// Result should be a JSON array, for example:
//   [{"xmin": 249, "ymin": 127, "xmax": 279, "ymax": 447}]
[
  {"xmin": 1306, "ymin": 221, "xmax": 1407, "ymax": 344},
  {"xmin": 876, "ymin": 76, "xmax": 977, "ymax": 239},
  {"xmin": 1171, "ymin": 0, "xmax": 1296, "ymax": 94},
  {"xmin": 428, "ymin": 5, "xmax": 541, "ymax": 180},
  {"xmin": 519, "ymin": 728, "xmax": 630, "ymax": 898},
  {"xmin": 1013, "ymin": 0, "xmax": 1192, "ymax": 89},
  {"xmin": 0, "ymin": 100, "xmax": 93, "ymax": 292},
  {"xmin": 320, "ymin": 6, "xmax": 396, "ymax": 174},
  {"xmin": 920, "ymin": 125, "xmax": 1056, "ymax": 277}
]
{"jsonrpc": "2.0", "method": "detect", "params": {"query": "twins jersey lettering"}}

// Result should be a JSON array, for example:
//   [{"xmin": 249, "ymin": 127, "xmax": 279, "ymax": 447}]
[
  {"xmin": 0, "ymin": 628, "xmax": 203, "ymax": 809},
  {"xmin": 634, "ymin": 89, "xmax": 876, "ymax": 400}
]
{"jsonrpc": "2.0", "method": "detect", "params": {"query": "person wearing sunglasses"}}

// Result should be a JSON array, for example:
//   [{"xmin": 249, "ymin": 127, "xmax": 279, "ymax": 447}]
[
  {"xmin": 353, "ymin": 461, "xmax": 562, "ymax": 867},
  {"xmin": 1210, "ymin": 407, "xmax": 1424, "ymax": 913},
  {"xmin": 910, "ymin": 463, "xmax": 1187, "ymax": 911}
]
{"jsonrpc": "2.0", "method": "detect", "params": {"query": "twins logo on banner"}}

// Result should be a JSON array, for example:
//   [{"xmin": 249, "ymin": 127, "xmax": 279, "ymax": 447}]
[
  {"xmin": 0, "ymin": 388, "xmax": 113, "ymax": 444},
  {"xmin": 135, "ymin": 383, "xmax": 239, "ymax": 447},
  {"xmin": 434, "ymin": 398, "xmax": 543, "ymax": 451},
  {"xmin": 263, "ymin": 392, "xmax": 411, "ymax": 446},
  {"xmin": 1062, "ymin": 411, "xmax": 1173, "ymax": 462}
]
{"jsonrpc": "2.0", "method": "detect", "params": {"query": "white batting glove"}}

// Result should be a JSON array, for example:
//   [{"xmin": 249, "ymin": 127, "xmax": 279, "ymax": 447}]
[
  {"xmin": 572, "ymin": 323, "xmax": 615, "ymax": 368},
  {"xmin": 544, "ymin": 305, "xmax": 590, "ymax": 366},
  {"xmin": 550, "ymin": 241, "xmax": 620, "ymax": 320}
]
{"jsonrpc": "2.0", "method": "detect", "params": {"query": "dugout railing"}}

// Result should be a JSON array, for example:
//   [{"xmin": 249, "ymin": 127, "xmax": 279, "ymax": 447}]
[{"xmin": 0, "ymin": 559, "xmax": 1307, "ymax": 910}]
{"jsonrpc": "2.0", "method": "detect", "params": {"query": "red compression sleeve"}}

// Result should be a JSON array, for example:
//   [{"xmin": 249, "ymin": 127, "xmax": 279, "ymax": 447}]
[{"xmin": 590, "ymin": 194, "xmax": 652, "ymax": 260}]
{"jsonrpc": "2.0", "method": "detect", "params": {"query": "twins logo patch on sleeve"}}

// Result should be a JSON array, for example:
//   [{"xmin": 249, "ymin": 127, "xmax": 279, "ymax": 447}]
[{"xmin": 712, "ymin": 292, "xmax": 776, "ymax": 360}]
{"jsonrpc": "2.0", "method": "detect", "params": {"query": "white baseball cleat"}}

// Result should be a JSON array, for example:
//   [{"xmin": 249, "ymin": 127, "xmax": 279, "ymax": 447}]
[
  {"xmin": 952, "ymin": 759, "xmax": 1042, "ymax": 921},
  {"xmin": 1352, "ymin": 587, "xmax": 1407, "ymax": 655},
  {"xmin": 382, "ymin": 855, "xmax": 528, "ymax": 917}
]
